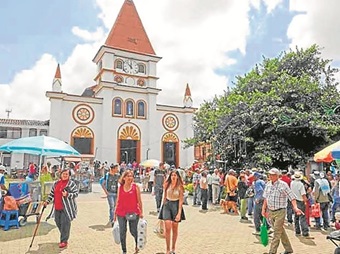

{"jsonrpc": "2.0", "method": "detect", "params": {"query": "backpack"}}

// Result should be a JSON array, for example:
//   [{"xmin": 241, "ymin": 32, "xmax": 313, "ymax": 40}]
[{"xmin": 104, "ymin": 173, "xmax": 119, "ymax": 193}]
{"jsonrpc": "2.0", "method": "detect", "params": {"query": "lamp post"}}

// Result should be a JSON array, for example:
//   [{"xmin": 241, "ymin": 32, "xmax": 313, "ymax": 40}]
[{"xmin": 146, "ymin": 148, "xmax": 150, "ymax": 160}]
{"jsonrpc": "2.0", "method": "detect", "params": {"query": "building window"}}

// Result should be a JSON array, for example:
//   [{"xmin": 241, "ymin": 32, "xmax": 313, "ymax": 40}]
[
  {"xmin": 73, "ymin": 138, "xmax": 91, "ymax": 154},
  {"xmin": 0, "ymin": 127, "xmax": 7, "ymax": 138},
  {"xmin": 113, "ymin": 98, "xmax": 123, "ymax": 116},
  {"xmin": 29, "ymin": 128, "xmax": 37, "ymax": 137},
  {"xmin": 3, "ymin": 127, "xmax": 22, "ymax": 139},
  {"xmin": 138, "ymin": 64, "xmax": 145, "ymax": 74},
  {"xmin": 125, "ymin": 100, "xmax": 135, "ymax": 117},
  {"xmin": 115, "ymin": 59, "xmax": 123, "ymax": 70},
  {"xmin": 40, "ymin": 129, "xmax": 48, "ymax": 136},
  {"xmin": 97, "ymin": 60, "xmax": 102, "ymax": 72},
  {"xmin": 137, "ymin": 100, "xmax": 146, "ymax": 118}
]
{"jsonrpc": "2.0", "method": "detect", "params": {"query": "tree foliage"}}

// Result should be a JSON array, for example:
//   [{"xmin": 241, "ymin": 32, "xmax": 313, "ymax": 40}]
[{"xmin": 186, "ymin": 45, "xmax": 340, "ymax": 169}]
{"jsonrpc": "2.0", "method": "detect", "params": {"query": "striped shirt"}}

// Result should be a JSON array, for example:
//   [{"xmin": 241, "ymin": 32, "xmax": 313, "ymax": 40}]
[
  {"xmin": 47, "ymin": 179, "xmax": 78, "ymax": 221},
  {"xmin": 263, "ymin": 179, "xmax": 296, "ymax": 211}
]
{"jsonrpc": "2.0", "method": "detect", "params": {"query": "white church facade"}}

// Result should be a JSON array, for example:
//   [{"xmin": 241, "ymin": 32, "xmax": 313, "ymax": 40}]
[{"xmin": 45, "ymin": 0, "xmax": 196, "ymax": 167}]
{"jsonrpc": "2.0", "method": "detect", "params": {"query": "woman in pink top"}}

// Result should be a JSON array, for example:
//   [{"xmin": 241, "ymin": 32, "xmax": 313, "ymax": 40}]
[{"xmin": 114, "ymin": 170, "xmax": 143, "ymax": 254}]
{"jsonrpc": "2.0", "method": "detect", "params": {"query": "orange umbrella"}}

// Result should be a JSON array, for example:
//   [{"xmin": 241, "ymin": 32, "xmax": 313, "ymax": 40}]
[{"xmin": 314, "ymin": 140, "xmax": 340, "ymax": 163}]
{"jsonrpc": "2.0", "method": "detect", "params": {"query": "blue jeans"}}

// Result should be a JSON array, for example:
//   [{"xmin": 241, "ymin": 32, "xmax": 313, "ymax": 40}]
[
  {"xmin": 315, "ymin": 202, "xmax": 330, "ymax": 229},
  {"xmin": 107, "ymin": 192, "xmax": 117, "ymax": 221},
  {"xmin": 247, "ymin": 197, "xmax": 254, "ymax": 215}
]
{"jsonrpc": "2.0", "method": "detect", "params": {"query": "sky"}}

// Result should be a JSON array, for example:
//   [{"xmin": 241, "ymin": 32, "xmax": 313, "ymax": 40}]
[{"xmin": 1, "ymin": 0, "xmax": 340, "ymax": 120}]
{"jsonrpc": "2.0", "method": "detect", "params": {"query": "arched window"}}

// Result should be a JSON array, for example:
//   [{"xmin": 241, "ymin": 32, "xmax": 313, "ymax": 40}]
[
  {"xmin": 138, "ymin": 64, "xmax": 145, "ymax": 74},
  {"xmin": 125, "ymin": 100, "xmax": 135, "ymax": 117},
  {"xmin": 136, "ymin": 100, "xmax": 146, "ymax": 118},
  {"xmin": 112, "ymin": 98, "xmax": 123, "ymax": 116},
  {"xmin": 71, "ymin": 127, "xmax": 94, "ymax": 155},
  {"xmin": 115, "ymin": 59, "xmax": 123, "ymax": 70}
]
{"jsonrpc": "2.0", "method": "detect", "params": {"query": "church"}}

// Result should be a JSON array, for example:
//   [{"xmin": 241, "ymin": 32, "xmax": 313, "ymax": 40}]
[{"xmin": 45, "ymin": 0, "xmax": 196, "ymax": 168}]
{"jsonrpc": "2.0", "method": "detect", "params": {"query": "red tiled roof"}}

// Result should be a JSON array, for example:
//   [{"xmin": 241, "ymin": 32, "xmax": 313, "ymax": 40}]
[
  {"xmin": 105, "ymin": 0, "xmax": 156, "ymax": 55},
  {"xmin": 185, "ymin": 83, "xmax": 191, "ymax": 96},
  {"xmin": 0, "ymin": 119, "xmax": 49, "ymax": 126},
  {"xmin": 55, "ymin": 63, "xmax": 61, "ymax": 79}
]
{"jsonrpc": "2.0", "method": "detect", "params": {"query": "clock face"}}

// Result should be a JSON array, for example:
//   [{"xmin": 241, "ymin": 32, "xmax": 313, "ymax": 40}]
[{"xmin": 123, "ymin": 59, "xmax": 138, "ymax": 74}]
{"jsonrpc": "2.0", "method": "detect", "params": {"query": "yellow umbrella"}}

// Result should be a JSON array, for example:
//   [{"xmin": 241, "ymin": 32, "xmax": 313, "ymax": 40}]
[
  {"xmin": 314, "ymin": 140, "xmax": 340, "ymax": 163},
  {"xmin": 140, "ymin": 159, "xmax": 161, "ymax": 168}
]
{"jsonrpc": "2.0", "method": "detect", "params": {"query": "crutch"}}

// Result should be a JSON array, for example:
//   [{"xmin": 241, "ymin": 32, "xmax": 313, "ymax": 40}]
[{"xmin": 28, "ymin": 204, "xmax": 46, "ymax": 251}]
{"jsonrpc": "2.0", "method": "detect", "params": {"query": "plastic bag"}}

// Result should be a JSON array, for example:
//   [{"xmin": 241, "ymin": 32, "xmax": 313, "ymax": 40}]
[
  {"xmin": 137, "ymin": 218, "xmax": 147, "ymax": 250},
  {"xmin": 112, "ymin": 221, "xmax": 120, "ymax": 244},
  {"xmin": 260, "ymin": 217, "xmax": 269, "ymax": 247},
  {"xmin": 153, "ymin": 219, "xmax": 165, "ymax": 238},
  {"xmin": 311, "ymin": 203, "xmax": 321, "ymax": 218}
]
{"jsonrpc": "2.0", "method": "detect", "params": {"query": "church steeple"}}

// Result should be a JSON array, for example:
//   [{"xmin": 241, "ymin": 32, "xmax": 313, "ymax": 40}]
[
  {"xmin": 52, "ymin": 63, "xmax": 62, "ymax": 92},
  {"xmin": 183, "ymin": 83, "xmax": 193, "ymax": 108},
  {"xmin": 104, "ymin": 0, "xmax": 156, "ymax": 55}
]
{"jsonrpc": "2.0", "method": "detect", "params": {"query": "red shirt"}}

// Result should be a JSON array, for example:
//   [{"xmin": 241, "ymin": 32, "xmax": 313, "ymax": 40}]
[
  {"xmin": 115, "ymin": 183, "xmax": 141, "ymax": 217},
  {"xmin": 280, "ymin": 175, "xmax": 291, "ymax": 187},
  {"xmin": 54, "ymin": 180, "xmax": 68, "ymax": 210}
]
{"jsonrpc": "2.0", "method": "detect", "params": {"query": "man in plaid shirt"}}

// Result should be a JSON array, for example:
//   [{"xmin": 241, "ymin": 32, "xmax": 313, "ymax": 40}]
[{"xmin": 261, "ymin": 168, "xmax": 303, "ymax": 254}]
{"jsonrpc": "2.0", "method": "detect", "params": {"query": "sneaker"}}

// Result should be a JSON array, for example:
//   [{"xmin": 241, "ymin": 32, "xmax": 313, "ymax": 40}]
[
  {"xmin": 241, "ymin": 216, "xmax": 248, "ymax": 220},
  {"xmin": 287, "ymin": 222, "xmax": 292, "ymax": 227},
  {"xmin": 59, "ymin": 242, "xmax": 68, "ymax": 248},
  {"xmin": 295, "ymin": 232, "xmax": 301, "ymax": 236}
]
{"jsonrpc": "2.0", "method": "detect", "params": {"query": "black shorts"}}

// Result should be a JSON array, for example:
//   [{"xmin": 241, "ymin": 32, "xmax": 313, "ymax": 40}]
[
  {"xmin": 226, "ymin": 194, "xmax": 238, "ymax": 202},
  {"xmin": 158, "ymin": 199, "xmax": 186, "ymax": 222}
]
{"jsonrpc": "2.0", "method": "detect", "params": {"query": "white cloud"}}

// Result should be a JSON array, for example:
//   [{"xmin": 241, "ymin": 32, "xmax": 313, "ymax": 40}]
[
  {"xmin": 0, "ymin": 0, "xmax": 255, "ymax": 120},
  {"xmin": 2, "ymin": 0, "xmax": 339, "ymax": 122},
  {"xmin": 96, "ymin": 0, "xmax": 252, "ymax": 108},
  {"xmin": 288, "ymin": 0, "xmax": 340, "ymax": 61}
]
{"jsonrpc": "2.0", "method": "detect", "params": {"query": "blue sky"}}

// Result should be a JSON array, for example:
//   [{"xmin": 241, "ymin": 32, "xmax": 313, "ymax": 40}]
[
  {"xmin": 0, "ymin": 0, "xmax": 101, "ymax": 84},
  {"xmin": 0, "ymin": 0, "xmax": 339, "ymax": 120}
]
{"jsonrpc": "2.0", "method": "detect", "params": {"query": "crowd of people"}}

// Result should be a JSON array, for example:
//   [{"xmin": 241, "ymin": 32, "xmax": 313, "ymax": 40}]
[{"xmin": 3, "ymin": 157, "xmax": 340, "ymax": 254}]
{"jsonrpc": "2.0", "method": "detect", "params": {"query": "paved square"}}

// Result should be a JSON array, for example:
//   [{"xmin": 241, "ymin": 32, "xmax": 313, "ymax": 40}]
[{"xmin": 0, "ymin": 183, "xmax": 336, "ymax": 254}]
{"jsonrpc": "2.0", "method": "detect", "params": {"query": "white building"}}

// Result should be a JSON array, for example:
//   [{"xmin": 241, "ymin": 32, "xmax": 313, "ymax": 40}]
[{"xmin": 45, "ymin": 0, "xmax": 196, "ymax": 167}]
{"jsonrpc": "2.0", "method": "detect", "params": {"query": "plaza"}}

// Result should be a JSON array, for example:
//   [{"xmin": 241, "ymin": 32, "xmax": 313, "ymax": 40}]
[{"xmin": 0, "ymin": 183, "xmax": 335, "ymax": 254}]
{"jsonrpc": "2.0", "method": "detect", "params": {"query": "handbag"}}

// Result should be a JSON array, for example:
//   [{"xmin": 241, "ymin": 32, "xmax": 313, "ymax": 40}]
[
  {"xmin": 153, "ymin": 220, "xmax": 165, "ymax": 238},
  {"xmin": 125, "ymin": 212, "xmax": 137, "ymax": 221},
  {"xmin": 311, "ymin": 203, "xmax": 321, "ymax": 218},
  {"xmin": 112, "ymin": 221, "xmax": 120, "ymax": 244}
]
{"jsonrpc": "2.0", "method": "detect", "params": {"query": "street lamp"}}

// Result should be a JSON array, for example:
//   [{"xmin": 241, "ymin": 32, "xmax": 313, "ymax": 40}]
[{"xmin": 146, "ymin": 148, "xmax": 150, "ymax": 160}]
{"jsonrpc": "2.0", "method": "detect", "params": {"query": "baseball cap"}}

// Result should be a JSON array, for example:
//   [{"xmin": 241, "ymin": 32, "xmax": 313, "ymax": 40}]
[
  {"xmin": 268, "ymin": 168, "xmax": 280, "ymax": 175},
  {"xmin": 0, "ymin": 165, "xmax": 5, "ymax": 171}
]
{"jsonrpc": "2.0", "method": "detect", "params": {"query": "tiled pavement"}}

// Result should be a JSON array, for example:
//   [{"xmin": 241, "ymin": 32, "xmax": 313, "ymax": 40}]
[{"xmin": 0, "ymin": 183, "xmax": 337, "ymax": 254}]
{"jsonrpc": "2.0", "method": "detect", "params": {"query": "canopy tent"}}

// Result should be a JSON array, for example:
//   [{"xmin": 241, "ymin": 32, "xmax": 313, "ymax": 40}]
[{"xmin": 314, "ymin": 140, "xmax": 340, "ymax": 163}]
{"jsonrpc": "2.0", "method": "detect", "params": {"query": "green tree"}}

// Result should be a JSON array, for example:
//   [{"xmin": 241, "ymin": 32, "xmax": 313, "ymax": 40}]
[{"xmin": 187, "ymin": 45, "xmax": 340, "ymax": 169}]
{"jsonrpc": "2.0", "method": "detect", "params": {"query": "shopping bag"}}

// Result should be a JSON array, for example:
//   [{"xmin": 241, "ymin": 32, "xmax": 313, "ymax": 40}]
[
  {"xmin": 260, "ymin": 217, "xmax": 269, "ymax": 247},
  {"xmin": 153, "ymin": 220, "xmax": 165, "ymax": 238},
  {"xmin": 311, "ymin": 203, "xmax": 321, "ymax": 218},
  {"xmin": 112, "ymin": 221, "xmax": 120, "ymax": 244},
  {"xmin": 137, "ymin": 218, "xmax": 147, "ymax": 250}
]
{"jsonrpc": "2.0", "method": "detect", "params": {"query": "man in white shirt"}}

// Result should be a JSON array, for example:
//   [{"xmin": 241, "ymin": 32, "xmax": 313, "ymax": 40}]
[{"xmin": 291, "ymin": 171, "xmax": 312, "ymax": 238}]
